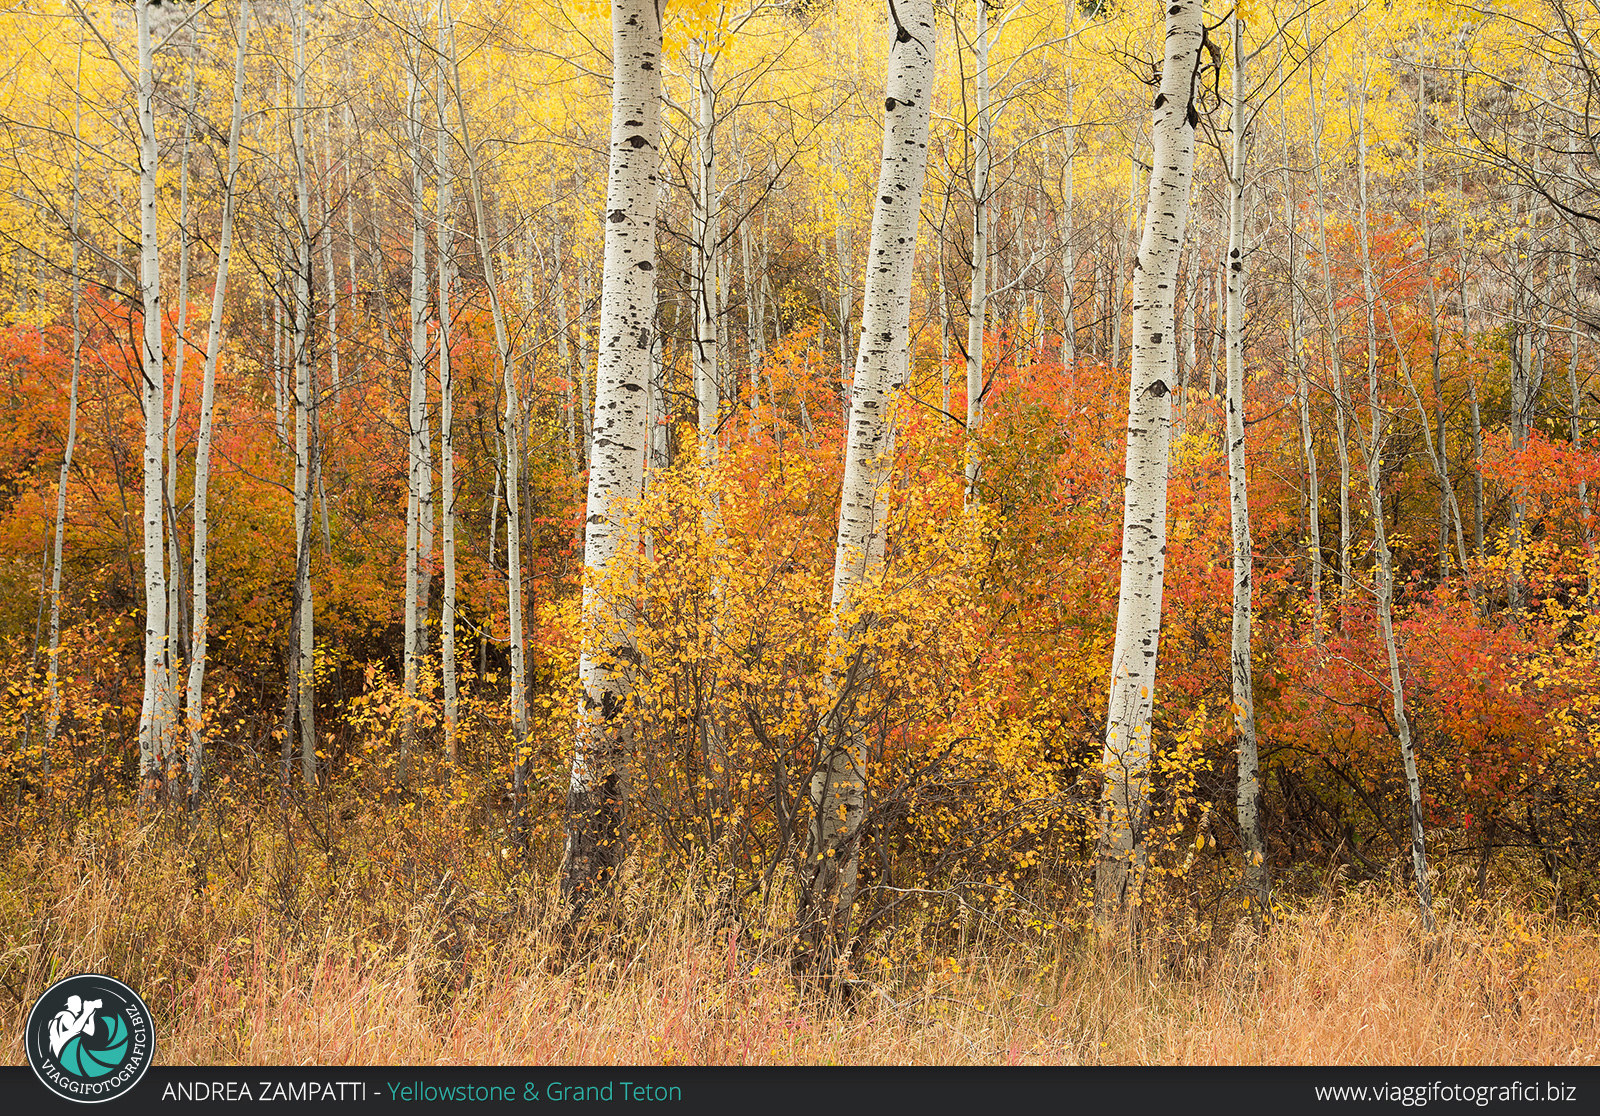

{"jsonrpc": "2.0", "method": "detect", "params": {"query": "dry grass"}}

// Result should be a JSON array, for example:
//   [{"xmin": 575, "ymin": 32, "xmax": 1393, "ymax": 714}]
[{"xmin": 2, "ymin": 816, "xmax": 1597, "ymax": 1066}]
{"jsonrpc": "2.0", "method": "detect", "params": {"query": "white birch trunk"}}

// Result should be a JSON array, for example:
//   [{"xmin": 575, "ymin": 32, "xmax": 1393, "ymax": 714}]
[
  {"xmin": 798, "ymin": 0, "xmax": 935, "ymax": 965},
  {"xmin": 186, "ymin": 0, "xmax": 250, "ymax": 801},
  {"xmin": 555, "ymin": 228, "xmax": 580, "ymax": 474},
  {"xmin": 46, "ymin": 44, "xmax": 87, "ymax": 763},
  {"xmin": 436, "ymin": 22, "xmax": 458, "ymax": 763},
  {"xmin": 291, "ymin": 0, "xmax": 316, "ymax": 788},
  {"xmin": 1059, "ymin": 113, "xmax": 1076, "ymax": 372},
  {"xmin": 442, "ymin": 0, "xmax": 529, "ymax": 789},
  {"xmin": 402, "ymin": 66, "xmax": 430, "ymax": 780},
  {"xmin": 963, "ymin": 0, "xmax": 991, "ymax": 501},
  {"xmin": 319, "ymin": 107, "xmax": 341, "ymax": 402},
  {"xmin": 1569, "ymin": 175, "xmax": 1595, "ymax": 592},
  {"xmin": 135, "ymin": 0, "xmax": 170, "ymax": 806},
  {"xmin": 562, "ymin": 0, "xmax": 663, "ymax": 908},
  {"xmin": 579, "ymin": 270, "xmax": 594, "ymax": 465},
  {"xmin": 164, "ymin": 64, "xmax": 195, "ymax": 774},
  {"xmin": 1356, "ymin": 58, "xmax": 1433, "ymax": 929},
  {"xmin": 1094, "ymin": 0, "xmax": 1203, "ymax": 926},
  {"xmin": 1309, "ymin": 70, "xmax": 1352, "ymax": 607},
  {"xmin": 692, "ymin": 43, "xmax": 720, "ymax": 470},
  {"xmin": 1280, "ymin": 84, "xmax": 1321, "ymax": 642},
  {"xmin": 1223, "ymin": 18, "xmax": 1265, "ymax": 913}
]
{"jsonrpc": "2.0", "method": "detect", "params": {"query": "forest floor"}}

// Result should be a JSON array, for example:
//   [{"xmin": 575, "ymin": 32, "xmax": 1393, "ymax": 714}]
[{"xmin": 2, "ymin": 809, "xmax": 1597, "ymax": 1066}]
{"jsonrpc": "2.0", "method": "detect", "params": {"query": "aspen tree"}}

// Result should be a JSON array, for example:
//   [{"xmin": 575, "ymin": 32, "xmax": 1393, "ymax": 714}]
[
  {"xmin": 135, "ymin": 0, "xmax": 171, "ymax": 805},
  {"xmin": 739, "ymin": 144, "xmax": 763, "ymax": 434},
  {"xmin": 319, "ymin": 106, "xmax": 341, "ymax": 402},
  {"xmin": 1219, "ymin": 11, "xmax": 1265, "ymax": 914},
  {"xmin": 287, "ymin": 0, "xmax": 317, "ymax": 788},
  {"xmin": 1356, "ymin": 49, "xmax": 1433, "ymax": 930},
  {"xmin": 46, "ymin": 39, "xmax": 86, "ymax": 762},
  {"xmin": 1568, "ymin": 172, "xmax": 1594, "ymax": 589},
  {"xmin": 963, "ymin": 0, "xmax": 992, "ymax": 501},
  {"xmin": 691, "ymin": 40, "xmax": 720, "ymax": 469},
  {"xmin": 164, "ymin": 64, "xmax": 195, "ymax": 781},
  {"xmin": 1094, "ymin": 0, "xmax": 1203, "ymax": 927},
  {"xmin": 1309, "ymin": 68, "xmax": 1352, "ymax": 607},
  {"xmin": 187, "ymin": 0, "xmax": 251, "ymax": 801},
  {"xmin": 555, "ymin": 226, "xmax": 580, "ymax": 475},
  {"xmin": 437, "ymin": 11, "xmax": 459, "ymax": 764},
  {"xmin": 1059, "ymin": 26, "xmax": 1077, "ymax": 374},
  {"xmin": 562, "ymin": 0, "xmax": 664, "ymax": 909},
  {"xmin": 799, "ymin": 0, "xmax": 936, "ymax": 965},
  {"xmin": 402, "ymin": 58, "xmax": 431, "ymax": 781},
  {"xmin": 1279, "ymin": 62, "xmax": 1320, "ymax": 641}
]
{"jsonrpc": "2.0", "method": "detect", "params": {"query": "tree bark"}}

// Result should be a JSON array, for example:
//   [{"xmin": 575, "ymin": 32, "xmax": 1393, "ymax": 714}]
[
  {"xmin": 290, "ymin": 0, "xmax": 317, "ymax": 789},
  {"xmin": 1356, "ymin": 54, "xmax": 1433, "ymax": 930},
  {"xmin": 46, "ymin": 40, "xmax": 88, "ymax": 766},
  {"xmin": 135, "ymin": 0, "xmax": 170, "ymax": 808},
  {"xmin": 402, "ymin": 63, "xmax": 431, "ymax": 783},
  {"xmin": 562, "ymin": 0, "xmax": 664, "ymax": 911},
  {"xmin": 1094, "ymin": 0, "xmax": 1203, "ymax": 929},
  {"xmin": 437, "ymin": 19, "xmax": 459, "ymax": 765},
  {"xmin": 798, "ymin": 0, "xmax": 936, "ymax": 968},
  {"xmin": 964, "ymin": 0, "xmax": 991, "ymax": 502},
  {"xmin": 1309, "ymin": 69, "xmax": 1352, "ymax": 609},
  {"xmin": 186, "ymin": 0, "xmax": 251, "ymax": 803},
  {"xmin": 1223, "ymin": 15, "xmax": 1266, "ymax": 915}
]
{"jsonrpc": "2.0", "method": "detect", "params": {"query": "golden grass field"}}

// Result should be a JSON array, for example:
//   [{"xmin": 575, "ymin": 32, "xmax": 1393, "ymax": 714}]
[{"xmin": 3, "ymin": 814, "xmax": 1597, "ymax": 1066}]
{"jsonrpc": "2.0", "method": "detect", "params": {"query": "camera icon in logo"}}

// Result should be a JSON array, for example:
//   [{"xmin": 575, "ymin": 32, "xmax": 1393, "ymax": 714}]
[{"xmin": 26, "ymin": 974, "xmax": 154, "ymax": 1103}]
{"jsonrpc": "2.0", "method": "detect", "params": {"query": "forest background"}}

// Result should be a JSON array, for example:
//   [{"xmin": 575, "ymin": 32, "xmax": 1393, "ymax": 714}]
[{"xmin": 2, "ymin": 0, "xmax": 1600, "ymax": 1063}]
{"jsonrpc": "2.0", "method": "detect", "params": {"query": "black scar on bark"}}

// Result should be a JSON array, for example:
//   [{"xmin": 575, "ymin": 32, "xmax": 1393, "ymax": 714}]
[
  {"xmin": 609, "ymin": 210, "xmax": 626, "ymax": 222},
  {"xmin": 1152, "ymin": 333, "xmax": 1163, "ymax": 344},
  {"xmin": 1187, "ymin": 104, "xmax": 1199, "ymax": 127},
  {"xmin": 1148, "ymin": 379, "xmax": 1169, "ymax": 397},
  {"xmin": 637, "ymin": 260, "xmax": 653, "ymax": 270},
  {"xmin": 628, "ymin": 135, "xmax": 649, "ymax": 148},
  {"xmin": 1154, "ymin": 93, "xmax": 1167, "ymax": 110},
  {"xmin": 886, "ymin": 97, "xmax": 897, "ymax": 111}
]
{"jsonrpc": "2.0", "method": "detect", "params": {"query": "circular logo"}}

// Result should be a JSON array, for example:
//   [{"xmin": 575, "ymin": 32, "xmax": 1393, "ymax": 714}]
[{"xmin": 25, "ymin": 974, "xmax": 155, "ymax": 1103}]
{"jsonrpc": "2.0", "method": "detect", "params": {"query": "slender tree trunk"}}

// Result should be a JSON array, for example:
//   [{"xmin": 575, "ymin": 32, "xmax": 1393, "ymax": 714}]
[
  {"xmin": 1356, "ymin": 54, "xmax": 1433, "ymax": 929},
  {"xmin": 291, "ymin": 0, "xmax": 316, "ymax": 788},
  {"xmin": 135, "ymin": 0, "xmax": 170, "ymax": 807},
  {"xmin": 740, "ymin": 149, "xmax": 763, "ymax": 435},
  {"xmin": 320, "ymin": 107, "xmax": 341, "ymax": 403},
  {"xmin": 1280, "ymin": 74, "xmax": 1321, "ymax": 642},
  {"xmin": 964, "ymin": 0, "xmax": 991, "ymax": 501},
  {"xmin": 555, "ymin": 229, "xmax": 580, "ymax": 474},
  {"xmin": 797, "ymin": 0, "xmax": 935, "ymax": 969},
  {"xmin": 46, "ymin": 42, "xmax": 88, "ymax": 766},
  {"xmin": 561, "ymin": 0, "xmax": 664, "ymax": 911},
  {"xmin": 1310, "ymin": 70, "xmax": 1352, "ymax": 609},
  {"xmin": 437, "ymin": 24, "xmax": 458, "ymax": 766},
  {"xmin": 1568, "ymin": 173, "xmax": 1595, "ymax": 594},
  {"xmin": 186, "ymin": 0, "xmax": 251, "ymax": 802},
  {"xmin": 1094, "ymin": 0, "xmax": 1203, "ymax": 929},
  {"xmin": 1223, "ymin": 17, "xmax": 1266, "ymax": 915},
  {"xmin": 163, "ymin": 64, "xmax": 196, "ymax": 790},
  {"xmin": 402, "ymin": 65, "xmax": 430, "ymax": 782},
  {"xmin": 579, "ymin": 270, "xmax": 594, "ymax": 464},
  {"xmin": 692, "ymin": 43, "xmax": 720, "ymax": 471}
]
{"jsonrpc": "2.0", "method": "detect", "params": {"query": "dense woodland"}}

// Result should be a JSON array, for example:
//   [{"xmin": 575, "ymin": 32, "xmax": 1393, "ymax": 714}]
[{"xmin": 3, "ymin": 0, "xmax": 1600, "ymax": 983}]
